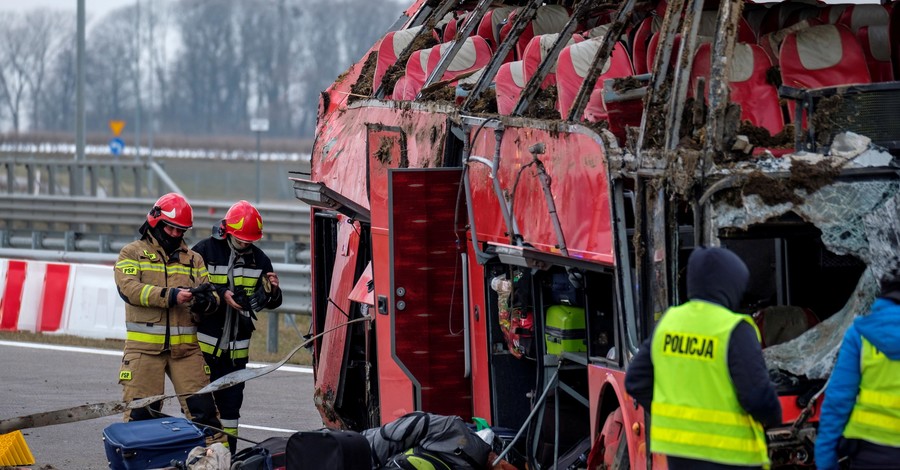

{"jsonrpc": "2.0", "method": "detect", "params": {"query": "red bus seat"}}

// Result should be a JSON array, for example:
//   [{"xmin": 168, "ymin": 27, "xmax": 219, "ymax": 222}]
[
  {"xmin": 631, "ymin": 15, "xmax": 662, "ymax": 75},
  {"xmin": 780, "ymin": 24, "xmax": 871, "ymax": 90},
  {"xmin": 495, "ymin": 61, "xmax": 526, "ymax": 115},
  {"xmin": 691, "ymin": 42, "xmax": 785, "ymax": 136},
  {"xmin": 858, "ymin": 25, "xmax": 893, "ymax": 82},
  {"xmin": 522, "ymin": 33, "xmax": 584, "ymax": 89},
  {"xmin": 425, "ymin": 35, "xmax": 493, "ymax": 84},
  {"xmin": 373, "ymin": 26, "xmax": 424, "ymax": 93},
  {"xmin": 556, "ymin": 37, "xmax": 634, "ymax": 121},
  {"xmin": 478, "ymin": 6, "xmax": 517, "ymax": 51},
  {"xmin": 392, "ymin": 48, "xmax": 433, "ymax": 100}
]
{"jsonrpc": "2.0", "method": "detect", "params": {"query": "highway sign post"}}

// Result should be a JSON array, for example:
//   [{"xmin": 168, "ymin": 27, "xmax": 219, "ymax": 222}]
[{"xmin": 250, "ymin": 118, "xmax": 269, "ymax": 203}]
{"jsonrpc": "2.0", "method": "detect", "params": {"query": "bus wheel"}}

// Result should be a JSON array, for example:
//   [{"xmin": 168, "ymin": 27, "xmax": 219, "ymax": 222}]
[{"xmin": 586, "ymin": 408, "xmax": 629, "ymax": 469}]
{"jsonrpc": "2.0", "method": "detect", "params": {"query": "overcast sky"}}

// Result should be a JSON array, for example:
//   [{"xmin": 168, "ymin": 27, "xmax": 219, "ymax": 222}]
[{"xmin": 1, "ymin": 0, "xmax": 151, "ymax": 27}]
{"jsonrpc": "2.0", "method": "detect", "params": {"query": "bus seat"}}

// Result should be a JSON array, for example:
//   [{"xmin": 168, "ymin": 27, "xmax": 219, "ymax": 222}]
[
  {"xmin": 780, "ymin": 24, "xmax": 871, "ymax": 90},
  {"xmin": 392, "ymin": 48, "xmax": 433, "ymax": 100},
  {"xmin": 759, "ymin": 18, "xmax": 821, "ymax": 65},
  {"xmin": 478, "ymin": 6, "xmax": 517, "ymax": 51},
  {"xmin": 373, "ymin": 26, "xmax": 424, "ymax": 93},
  {"xmin": 499, "ymin": 5, "xmax": 571, "ymax": 61},
  {"xmin": 424, "ymin": 35, "xmax": 493, "ymax": 84},
  {"xmin": 753, "ymin": 306, "xmax": 819, "ymax": 349},
  {"xmin": 556, "ymin": 37, "xmax": 634, "ymax": 122},
  {"xmin": 495, "ymin": 61, "xmax": 526, "ymax": 115},
  {"xmin": 631, "ymin": 15, "xmax": 662, "ymax": 75},
  {"xmin": 837, "ymin": 4, "xmax": 889, "ymax": 34},
  {"xmin": 691, "ymin": 42, "xmax": 785, "ymax": 136},
  {"xmin": 858, "ymin": 25, "xmax": 893, "ymax": 82},
  {"xmin": 522, "ymin": 33, "xmax": 584, "ymax": 89}
]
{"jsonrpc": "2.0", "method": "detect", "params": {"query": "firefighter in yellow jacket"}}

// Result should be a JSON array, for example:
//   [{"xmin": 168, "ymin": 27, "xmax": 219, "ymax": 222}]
[{"xmin": 114, "ymin": 193, "xmax": 224, "ymax": 442}]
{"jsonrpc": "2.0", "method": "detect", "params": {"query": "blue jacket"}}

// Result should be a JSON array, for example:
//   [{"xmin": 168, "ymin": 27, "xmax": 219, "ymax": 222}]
[{"xmin": 815, "ymin": 298, "xmax": 900, "ymax": 470}]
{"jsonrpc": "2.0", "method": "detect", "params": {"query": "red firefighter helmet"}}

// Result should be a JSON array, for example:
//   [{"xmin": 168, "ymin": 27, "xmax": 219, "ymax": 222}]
[
  {"xmin": 147, "ymin": 193, "xmax": 193, "ymax": 229},
  {"xmin": 224, "ymin": 200, "xmax": 263, "ymax": 242}
]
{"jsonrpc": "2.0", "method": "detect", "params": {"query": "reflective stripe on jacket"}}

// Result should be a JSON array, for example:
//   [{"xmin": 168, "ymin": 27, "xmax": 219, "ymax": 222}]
[
  {"xmin": 192, "ymin": 237, "xmax": 281, "ymax": 360},
  {"xmin": 843, "ymin": 337, "xmax": 900, "ymax": 445},
  {"xmin": 114, "ymin": 235, "xmax": 208, "ymax": 354},
  {"xmin": 650, "ymin": 300, "xmax": 769, "ymax": 467}
]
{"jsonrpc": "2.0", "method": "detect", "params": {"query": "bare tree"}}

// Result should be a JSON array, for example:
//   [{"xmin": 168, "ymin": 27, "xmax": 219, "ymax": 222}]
[{"xmin": 0, "ymin": 12, "xmax": 31, "ymax": 132}]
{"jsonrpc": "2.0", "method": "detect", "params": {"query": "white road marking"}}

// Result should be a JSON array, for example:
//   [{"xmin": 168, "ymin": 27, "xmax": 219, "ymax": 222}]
[
  {"xmin": 0, "ymin": 340, "xmax": 314, "ymax": 373},
  {"xmin": 240, "ymin": 424, "xmax": 299, "ymax": 433}
]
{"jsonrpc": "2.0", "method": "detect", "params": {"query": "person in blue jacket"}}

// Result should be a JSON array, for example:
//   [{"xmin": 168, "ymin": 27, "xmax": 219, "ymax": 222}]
[{"xmin": 815, "ymin": 267, "xmax": 900, "ymax": 470}]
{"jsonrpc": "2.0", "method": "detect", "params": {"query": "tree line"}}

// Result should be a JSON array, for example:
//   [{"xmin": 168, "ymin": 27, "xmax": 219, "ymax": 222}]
[{"xmin": 0, "ymin": 0, "xmax": 403, "ymax": 140}]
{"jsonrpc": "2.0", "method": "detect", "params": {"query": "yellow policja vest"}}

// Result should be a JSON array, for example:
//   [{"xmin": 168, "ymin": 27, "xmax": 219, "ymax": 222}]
[
  {"xmin": 650, "ymin": 300, "xmax": 769, "ymax": 466},
  {"xmin": 842, "ymin": 337, "xmax": 900, "ymax": 446}
]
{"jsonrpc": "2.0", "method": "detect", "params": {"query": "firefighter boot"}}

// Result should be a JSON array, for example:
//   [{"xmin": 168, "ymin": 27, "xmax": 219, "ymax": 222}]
[
  {"xmin": 221, "ymin": 420, "xmax": 239, "ymax": 456},
  {"xmin": 184, "ymin": 394, "xmax": 227, "ymax": 446}
]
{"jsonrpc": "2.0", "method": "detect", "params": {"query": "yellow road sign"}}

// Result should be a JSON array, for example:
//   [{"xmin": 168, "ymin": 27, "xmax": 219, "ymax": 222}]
[{"xmin": 109, "ymin": 120, "xmax": 126, "ymax": 136}]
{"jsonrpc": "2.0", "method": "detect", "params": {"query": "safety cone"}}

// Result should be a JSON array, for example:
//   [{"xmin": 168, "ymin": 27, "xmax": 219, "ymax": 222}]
[{"xmin": 0, "ymin": 430, "xmax": 35, "ymax": 466}]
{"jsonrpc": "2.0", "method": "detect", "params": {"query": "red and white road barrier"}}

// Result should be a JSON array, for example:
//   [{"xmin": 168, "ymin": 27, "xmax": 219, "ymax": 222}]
[{"xmin": 0, "ymin": 259, "xmax": 126, "ymax": 340}]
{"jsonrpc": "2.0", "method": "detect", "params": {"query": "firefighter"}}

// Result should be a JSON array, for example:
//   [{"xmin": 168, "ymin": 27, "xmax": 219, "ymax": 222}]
[
  {"xmin": 192, "ymin": 200, "xmax": 283, "ymax": 453},
  {"xmin": 625, "ymin": 246, "xmax": 782, "ymax": 470},
  {"xmin": 815, "ymin": 265, "xmax": 900, "ymax": 470},
  {"xmin": 113, "ymin": 193, "xmax": 225, "ymax": 443}
]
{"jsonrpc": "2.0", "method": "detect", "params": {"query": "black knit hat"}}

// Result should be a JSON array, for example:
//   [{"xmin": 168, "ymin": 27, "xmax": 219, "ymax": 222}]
[{"xmin": 879, "ymin": 264, "xmax": 900, "ymax": 303}]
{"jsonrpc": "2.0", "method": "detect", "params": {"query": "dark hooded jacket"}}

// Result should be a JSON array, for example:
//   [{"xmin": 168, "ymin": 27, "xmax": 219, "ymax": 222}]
[
  {"xmin": 624, "ymin": 247, "xmax": 782, "ymax": 470},
  {"xmin": 815, "ymin": 296, "xmax": 900, "ymax": 470}
]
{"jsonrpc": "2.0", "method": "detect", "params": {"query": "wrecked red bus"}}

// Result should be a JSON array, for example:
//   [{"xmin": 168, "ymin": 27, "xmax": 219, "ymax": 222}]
[{"xmin": 293, "ymin": 0, "xmax": 900, "ymax": 467}]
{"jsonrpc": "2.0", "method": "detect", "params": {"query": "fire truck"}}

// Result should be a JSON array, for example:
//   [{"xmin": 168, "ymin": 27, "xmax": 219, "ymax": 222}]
[{"xmin": 293, "ymin": 0, "xmax": 900, "ymax": 467}]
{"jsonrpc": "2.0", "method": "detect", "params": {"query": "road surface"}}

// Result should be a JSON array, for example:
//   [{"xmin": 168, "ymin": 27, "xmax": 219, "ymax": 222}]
[{"xmin": 0, "ymin": 340, "xmax": 322, "ymax": 469}]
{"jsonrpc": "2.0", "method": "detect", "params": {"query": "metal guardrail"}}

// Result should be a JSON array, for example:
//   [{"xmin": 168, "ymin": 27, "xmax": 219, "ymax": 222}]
[
  {"xmin": 1, "ymin": 156, "xmax": 180, "ymax": 197},
  {"xmin": 0, "ymin": 194, "xmax": 311, "ymax": 262},
  {"xmin": 0, "ymin": 248, "xmax": 311, "ymax": 316}
]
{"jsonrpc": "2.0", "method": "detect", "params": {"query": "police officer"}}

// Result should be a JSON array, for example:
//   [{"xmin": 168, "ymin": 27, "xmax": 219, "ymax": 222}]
[
  {"xmin": 625, "ymin": 246, "xmax": 782, "ymax": 469},
  {"xmin": 815, "ymin": 265, "xmax": 900, "ymax": 470},
  {"xmin": 114, "ymin": 193, "xmax": 224, "ymax": 443},
  {"xmin": 192, "ymin": 200, "xmax": 283, "ymax": 453}
]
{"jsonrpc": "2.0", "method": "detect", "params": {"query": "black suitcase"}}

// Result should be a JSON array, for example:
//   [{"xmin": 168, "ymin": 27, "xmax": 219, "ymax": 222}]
[
  {"xmin": 102, "ymin": 417, "xmax": 206, "ymax": 470},
  {"xmin": 286, "ymin": 429, "xmax": 370, "ymax": 470},
  {"xmin": 233, "ymin": 436, "xmax": 289, "ymax": 470}
]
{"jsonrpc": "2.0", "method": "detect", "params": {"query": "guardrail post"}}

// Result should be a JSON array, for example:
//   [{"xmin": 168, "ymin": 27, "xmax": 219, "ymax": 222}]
[
  {"xmin": 87, "ymin": 164, "xmax": 97, "ymax": 196},
  {"xmin": 112, "ymin": 165, "xmax": 121, "ymax": 197},
  {"xmin": 65, "ymin": 231, "xmax": 76, "ymax": 251},
  {"xmin": 267, "ymin": 312, "xmax": 279, "ymax": 353},
  {"xmin": 284, "ymin": 242, "xmax": 296, "ymax": 264},
  {"xmin": 47, "ymin": 164, "xmax": 57, "ymax": 195},
  {"xmin": 31, "ymin": 231, "xmax": 43, "ymax": 249},
  {"xmin": 5, "ymin": 162, "xmax": 13, "ymax": 194},
  {"xmin": 134, "ymin": 166, "xmax": 142, "ymax": 198},
  {"xmin": 0, "ymin": 230, "xmax": 8, "ymax": 247},
  {"xmin": 26, "ymin": 164, "xmax": 35, "ymax": 195},
  {"xmin": 99, "ymin": 234, "xmax": 111, "ymax": 253}
]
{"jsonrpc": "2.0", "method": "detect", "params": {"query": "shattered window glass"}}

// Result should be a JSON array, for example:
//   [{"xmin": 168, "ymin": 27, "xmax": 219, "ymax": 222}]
[{"xmin": 712, "ymin": 179, "xmax": 900, "ymax": 379}]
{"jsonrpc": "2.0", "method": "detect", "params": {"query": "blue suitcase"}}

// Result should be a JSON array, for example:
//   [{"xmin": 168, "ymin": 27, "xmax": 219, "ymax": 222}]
[{"xmin": 103, "ymin": 417, "xmax": 206, "ymax": 470}]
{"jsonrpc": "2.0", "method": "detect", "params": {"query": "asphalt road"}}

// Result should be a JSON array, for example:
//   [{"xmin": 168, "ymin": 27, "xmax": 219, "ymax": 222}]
[{"xmin": 0, "ymin": 340, "xmax": 322, "ymax": 469}]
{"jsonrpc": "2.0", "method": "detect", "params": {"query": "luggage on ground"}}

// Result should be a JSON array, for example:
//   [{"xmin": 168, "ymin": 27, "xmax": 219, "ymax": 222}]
[
  {"xmin": 285, "ymin": 429, "xmax": 370, "ymax": 470},
  {"xmin": 232, "ymin": 436, "xmax": 289, "ymax": 470},
  {"xmin": 103, "ymin": 417, "xmax": 206, "ymax": 470},
  {"xmin": 364, "ymin": 412, "xmax": 492, "ymax": 469}
]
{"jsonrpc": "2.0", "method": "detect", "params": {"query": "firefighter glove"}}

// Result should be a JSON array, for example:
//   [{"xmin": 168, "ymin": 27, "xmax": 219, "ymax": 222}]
[
  {"xmin": 190, "ymin": 283, "xmax": 220, "ymax": 316},
  {"xmin": 231, "ymin": 289, "xmax": 255, "ymax": 312},
  {"xmin": 249, "ymin": 275, "xmax": 280, "ymax": 312}
]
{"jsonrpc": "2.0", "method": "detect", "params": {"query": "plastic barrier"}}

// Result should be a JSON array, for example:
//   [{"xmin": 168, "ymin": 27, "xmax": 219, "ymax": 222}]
[
  {"xmin": 0, "ymin": 260, "xmax": 72, "ymax": 334},
  {"xmin": 61, "ymin": 263, "xmax": 126, "ymax": 340},
  {"xmin": 0, "ymin": 259, "xmax": 126, "ymax": 340}
]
